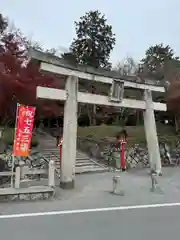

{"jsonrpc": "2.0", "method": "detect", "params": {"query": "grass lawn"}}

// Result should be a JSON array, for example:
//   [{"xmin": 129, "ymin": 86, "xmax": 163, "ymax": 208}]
[{"xmin": 77, "ymin": 123, "xmax": 179, "ymax": 146}]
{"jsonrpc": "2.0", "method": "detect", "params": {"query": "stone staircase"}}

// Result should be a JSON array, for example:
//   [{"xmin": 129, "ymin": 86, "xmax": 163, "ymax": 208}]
[{"xmin": 37, "ymin": 132, "xmax": 108, "ymax": 176}]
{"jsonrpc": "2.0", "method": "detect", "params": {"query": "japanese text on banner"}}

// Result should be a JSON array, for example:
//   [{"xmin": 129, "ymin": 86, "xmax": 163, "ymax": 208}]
[{"xmin": 13, "ymin": 105, "xmax": 36, "ymax": 157}]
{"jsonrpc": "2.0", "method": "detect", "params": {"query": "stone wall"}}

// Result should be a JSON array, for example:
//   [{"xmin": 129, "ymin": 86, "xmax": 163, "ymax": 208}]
[{"xmin": 77, "ymin": 137, "xmax": 180, "ymax": 169}]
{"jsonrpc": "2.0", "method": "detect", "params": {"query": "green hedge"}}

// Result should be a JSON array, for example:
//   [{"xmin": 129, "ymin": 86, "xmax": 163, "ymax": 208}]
[{"xmin": 1, "ymin": 128, "xmax": 39, "ymax": 147}]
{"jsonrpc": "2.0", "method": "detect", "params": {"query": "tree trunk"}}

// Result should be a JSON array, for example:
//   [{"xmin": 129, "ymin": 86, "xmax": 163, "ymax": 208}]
[
  {"xmin": 174, "ymin": 114, "xmax": 180, "ymax": 133},
  {"xmin": 87, "ymin": 105, "xmax": 93, "ymax": 126},
  {"xmin": 92, "ymin": 105, "xmax": 96, "ymax": 125},
  {"xmin": 136, "ymin": 110, "xmax": 140, "ymax": 125}
]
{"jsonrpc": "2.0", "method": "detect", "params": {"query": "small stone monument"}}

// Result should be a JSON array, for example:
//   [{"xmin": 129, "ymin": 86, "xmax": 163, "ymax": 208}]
[
  {"xmin": 111, "ymin": 175, "xmax": 124, "ymax": 196},
  {"xmin": 150, "ymin": 169, "xmax": 163, "ymax": 194}
]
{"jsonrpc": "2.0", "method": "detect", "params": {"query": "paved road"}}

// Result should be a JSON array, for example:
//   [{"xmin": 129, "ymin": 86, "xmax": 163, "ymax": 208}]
[
  {"xmin": 1, "ymin": 169, "xmax": 180, "ymax": 215},
  {"xmin": 0, "ymin": 168, "xmax": 180, "ymax": 239},
  {"xmin": 0, "ymin": 206, "xmax": 180, "ymax": 240}
]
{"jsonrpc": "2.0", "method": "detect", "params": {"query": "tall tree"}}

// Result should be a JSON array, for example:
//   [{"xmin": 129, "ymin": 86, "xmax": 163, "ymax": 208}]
[
  {"xmin": 70, "ymin": 10, "xmax": 116, "ymax": 69},
  {"xmin": 141, "ymin": 43, "xmax": 178, "ymax": 80}
]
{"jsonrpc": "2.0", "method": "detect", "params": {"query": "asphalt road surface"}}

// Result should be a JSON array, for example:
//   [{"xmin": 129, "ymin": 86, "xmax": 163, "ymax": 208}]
[
  {"xmin": 1, "ymin": 169, "xmax": 180, "ymax": 239},
  {"xmin": 0, "ymin": 205, "xmax": 180, "ymax": 240}
]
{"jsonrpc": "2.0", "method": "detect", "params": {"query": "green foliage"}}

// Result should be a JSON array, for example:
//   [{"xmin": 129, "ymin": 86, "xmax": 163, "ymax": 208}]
[
  {"xmin": 77, "ymin": 124, "xmax": 177, "ymax": 144},
  {"xmin": 2, "ymin": 128, "xmax": 39, "ymax": 147},
  {"xmin": 141, "ymin": 43, "xmax": 179, "ymax": 80},
  {"xmin": 70, "ymin": 10, "xmax": 116, "ymax": 69},
  {"xmin": 61, "ymin": 52, "xmax": 78, "ymax": 65}
]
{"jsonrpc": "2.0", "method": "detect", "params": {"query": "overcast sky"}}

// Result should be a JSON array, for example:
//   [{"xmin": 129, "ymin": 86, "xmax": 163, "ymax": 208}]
[{"xmin": 1, "ymin": 0, "xmax": 180, "ymax": 65}]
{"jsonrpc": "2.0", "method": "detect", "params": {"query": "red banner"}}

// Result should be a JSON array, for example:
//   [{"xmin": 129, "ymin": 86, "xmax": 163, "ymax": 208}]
[{"xmin": 13, "ymin": 104, "xmax": 36, "ymax": 157}]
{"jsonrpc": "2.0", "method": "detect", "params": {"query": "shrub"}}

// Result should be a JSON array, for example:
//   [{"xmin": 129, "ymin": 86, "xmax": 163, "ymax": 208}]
[{"xmin": 1, "ymin": 128, "xmax": 39, "ymax": 147}]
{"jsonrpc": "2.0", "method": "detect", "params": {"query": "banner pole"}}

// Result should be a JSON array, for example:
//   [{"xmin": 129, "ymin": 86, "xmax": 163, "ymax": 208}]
[
  {"xmin": 11, "ymin": 103, "xmax": 19, "ymax": 188},
  {"xmin": 11, "ymin": 156, "xmax": 14, "ymax": 188}
]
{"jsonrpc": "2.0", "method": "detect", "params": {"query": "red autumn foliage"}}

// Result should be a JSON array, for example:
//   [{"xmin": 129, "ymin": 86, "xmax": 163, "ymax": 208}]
[{"xmin": 0, "ymin": 14, "xmax": 63, "ymax": 123}]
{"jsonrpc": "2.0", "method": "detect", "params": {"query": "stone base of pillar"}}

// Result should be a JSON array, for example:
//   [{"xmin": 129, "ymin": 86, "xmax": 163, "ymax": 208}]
[{"xmin": 60, "ymin": 180, "xmax": 75, "ymax": 189}]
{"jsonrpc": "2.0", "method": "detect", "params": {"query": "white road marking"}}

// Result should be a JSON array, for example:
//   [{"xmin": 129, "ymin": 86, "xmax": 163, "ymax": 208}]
[{"xmin": 0, "ymin": 202, "xmax": 180, "ymax": 219}]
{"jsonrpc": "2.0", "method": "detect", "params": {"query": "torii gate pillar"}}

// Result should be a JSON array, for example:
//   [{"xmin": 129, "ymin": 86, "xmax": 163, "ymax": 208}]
[
  {"xmin": 60, "ymin": 76, "xmax": 78, "ymax": 189},
  {"xmin": 143, "ymin": 89, "xmax": 162, "ymax": 174}
]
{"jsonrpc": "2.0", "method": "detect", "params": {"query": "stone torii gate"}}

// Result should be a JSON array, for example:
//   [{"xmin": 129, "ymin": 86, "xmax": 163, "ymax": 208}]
[{"xmin": 29, "ymin": 50, "xmax": 167, "ymax": 189}]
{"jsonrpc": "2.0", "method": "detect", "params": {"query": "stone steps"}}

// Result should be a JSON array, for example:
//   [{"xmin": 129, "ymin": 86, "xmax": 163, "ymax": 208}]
[
  {"xmin": 38, "ymin": 134, "xmax": 108, "ymax": 176},
  {"xmin": 55, "ymin": 165, "xmax": 107, "ymax": 174},
  {"xmin": 75, "ymin": 166, "xmax": 108, "ymax": 174},
  {"xmin": 44, "ymin": 153, "xmax": 107, "ymax": 173}
]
